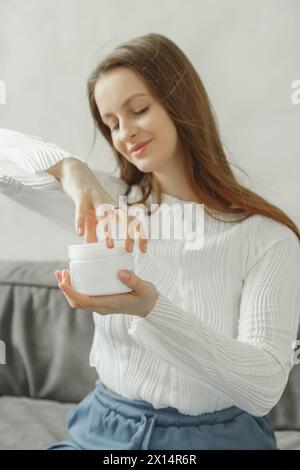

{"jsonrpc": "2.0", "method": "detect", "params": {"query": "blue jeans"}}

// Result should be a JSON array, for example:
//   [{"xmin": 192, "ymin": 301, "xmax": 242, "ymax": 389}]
[{"xmin": 47, "ymin": 379, "xmax": 278, "ymax": 450}]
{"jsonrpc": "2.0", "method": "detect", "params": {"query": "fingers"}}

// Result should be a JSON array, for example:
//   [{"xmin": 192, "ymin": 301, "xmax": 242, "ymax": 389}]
[
  {"xmin": 75, "ymin": 199, "xmax": 88, "ymax": 236},
  {"xmin": 75, "ymin": 200, "xmax": 97, "ymax": 243},
  {"xmin": 62, "ymin": 269, "xmax": 71, "ymax": 286},
  {"xmin": 56, "ymin": 269, "xmax": 83, "ymax": 309},
  {"xmin": 106, "ymin": 209, "xmax": 144, "ymax": 254},
  {"xmin": 112, "ymin": 209, "xmax": 132, "ymax": 253},
  {"xmin": 76, "ymin": 200, "xmax": 148, "ymax": 253},
  {"xmin": 96, "ymin": 209, "xmax": 115, "ymax": 249},
  {"xmin": 59, "ymin": 279, "xmax": 92, "ymax": 310},
  {"xmin": 136, "ymin": 221, "xmax": 148, "ymax": 253},
  {"xmin": 83, "ymin": 204, "xmax": 98, "ymax": 244},
  {"xmin": 127, "ymin": 215, "xmax": 148, "ymax": 253}
]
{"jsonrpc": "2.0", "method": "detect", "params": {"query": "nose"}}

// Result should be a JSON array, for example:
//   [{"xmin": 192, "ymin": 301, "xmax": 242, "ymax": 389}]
[{"xmin": 119, "ymin": 121, "xmax": 138, "ymax": 143}]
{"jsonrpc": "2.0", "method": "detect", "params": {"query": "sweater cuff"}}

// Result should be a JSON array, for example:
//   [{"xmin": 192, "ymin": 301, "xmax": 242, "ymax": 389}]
[
  {"xmin": 127, "ymin": 291, "xmax": 182, "ymax": 339},
  {"xmin": 0, "ymin": 128, "xmax": 86, "ymax": 175},
  {"xmin": 21, "ymin": 143, "xmax": 85, "ymax": 175}
]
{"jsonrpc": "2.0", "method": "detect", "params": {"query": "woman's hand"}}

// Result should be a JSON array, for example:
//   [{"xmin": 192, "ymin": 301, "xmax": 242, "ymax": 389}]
[
  {"xmin": 99, "ymin": 206, "xmax": 148, "ymax": 253},
  {"xmin": 55, "ymin": 269, "xmax": 159, "ymax": 318},
  {"xmin": 48, "ymin": 158, "xmax": 147, "ymax": 253}
]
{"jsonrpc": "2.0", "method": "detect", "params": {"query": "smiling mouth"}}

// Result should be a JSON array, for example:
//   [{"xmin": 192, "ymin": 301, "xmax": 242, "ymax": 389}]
[{"xmin": 132, "ymin": 140, "xmax": 152, "ymax": 156}]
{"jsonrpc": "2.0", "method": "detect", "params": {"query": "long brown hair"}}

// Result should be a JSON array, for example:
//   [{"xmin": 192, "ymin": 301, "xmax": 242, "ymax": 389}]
[{"xmin": 87, "ymin": 33, "xmax": 300, "ymax": 242}]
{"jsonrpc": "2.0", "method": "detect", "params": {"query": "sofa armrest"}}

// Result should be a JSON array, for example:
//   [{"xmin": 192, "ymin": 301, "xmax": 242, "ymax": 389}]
[{"xmin": 0, "ymin": 261, "xmax": 97, "ymax": 403}]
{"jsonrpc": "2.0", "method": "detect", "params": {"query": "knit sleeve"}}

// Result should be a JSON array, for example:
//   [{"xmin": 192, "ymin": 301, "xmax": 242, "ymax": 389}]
[
  {"xmin": 128, "ymin": 224, "xmax": 300, "ymax": 416},
  {"xmin": 0, "ymin": 128, "xmax": 127, "ymax": 234}
]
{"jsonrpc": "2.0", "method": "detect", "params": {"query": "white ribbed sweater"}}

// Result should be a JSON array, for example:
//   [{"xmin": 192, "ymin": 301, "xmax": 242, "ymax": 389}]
[{"xmin": 1, "ymin": 128, "xmax": 300, "ymax": 416}]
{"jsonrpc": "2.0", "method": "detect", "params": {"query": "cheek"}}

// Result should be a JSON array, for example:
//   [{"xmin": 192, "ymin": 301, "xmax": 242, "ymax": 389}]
[
  {"xmin": 118, "ymin": 143, "xmax": 134, "ymax": 162},
  {"xmin": 152, "ymin": 111, "xmax": 175, "ymax": 140},
  {"xmin": 158, "ymin": 126, "xmax": 177, "ymax": 153},
  {"xmin": 113, "ymin": 138, "xmax": 125, "ymax": 154}
]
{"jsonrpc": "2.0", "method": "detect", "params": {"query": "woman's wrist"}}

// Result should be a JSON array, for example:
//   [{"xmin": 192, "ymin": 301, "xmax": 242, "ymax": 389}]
[
  {"xmin": 47, "ymin": 157, "xmax": 117, "ymax": 208},
  {"xmin": 47, "ymin": 157, "xmax": 85, "ymax": 181}
]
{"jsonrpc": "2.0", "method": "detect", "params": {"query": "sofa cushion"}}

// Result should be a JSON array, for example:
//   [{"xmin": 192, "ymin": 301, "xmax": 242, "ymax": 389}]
[
  {"xmin": 274, "ymin": 430, "xmax": 300, "ymax": 450},
  {"xmin": 267, "ymin": 362, "xmax": 300, "ymax": 431},
  {"xmin": 0, "ymin": 261, "xmax": 98, "ymax": 403},
  {"xmin": 0, "ymin": 395, "xmax": 74, "ymax": 450}
]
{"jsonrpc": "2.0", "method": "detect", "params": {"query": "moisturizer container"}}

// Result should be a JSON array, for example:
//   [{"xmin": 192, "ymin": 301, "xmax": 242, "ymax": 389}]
[{"xmin": 68, "ymin": 240, "xmax": 135, "ymax": 296}]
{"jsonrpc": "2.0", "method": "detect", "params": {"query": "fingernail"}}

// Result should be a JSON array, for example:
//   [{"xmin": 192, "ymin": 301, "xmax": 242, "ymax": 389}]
[
  {"xmin": 77, "ymin": 227, "xmax": 83, "ymax": 235},
  {"xmin": 119, "ymin": 270, "xmax": 130, "ymax": 280}
]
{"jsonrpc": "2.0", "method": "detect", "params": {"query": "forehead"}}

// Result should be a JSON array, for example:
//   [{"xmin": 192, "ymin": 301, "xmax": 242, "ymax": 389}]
[{"xmin": 94, "ymin": 67, "xmax": 151, "ymax": 116}]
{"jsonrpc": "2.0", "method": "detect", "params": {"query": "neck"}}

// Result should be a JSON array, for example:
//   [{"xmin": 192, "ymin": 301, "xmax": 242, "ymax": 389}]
[{"xmin": 152, "ymin": 153, "xmax": 200, "ymax": 203}]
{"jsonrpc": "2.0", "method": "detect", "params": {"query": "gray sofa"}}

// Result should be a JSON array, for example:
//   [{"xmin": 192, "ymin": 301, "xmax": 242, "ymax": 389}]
[{"xmin": 0, "ymin": 261, "xmax": 300, "ymax": 450}]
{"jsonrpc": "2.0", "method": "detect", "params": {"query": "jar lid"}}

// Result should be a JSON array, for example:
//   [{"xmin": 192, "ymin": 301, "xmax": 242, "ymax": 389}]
[{"xmin": 68, "ymin": 239, "xmax": 132, "ymax": 260}]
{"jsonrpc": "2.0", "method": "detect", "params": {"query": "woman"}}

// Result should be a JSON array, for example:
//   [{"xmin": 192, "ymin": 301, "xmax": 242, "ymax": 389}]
[{"xmin": 1, "ymin": 33, "xmax": 300, "ymax": 450}]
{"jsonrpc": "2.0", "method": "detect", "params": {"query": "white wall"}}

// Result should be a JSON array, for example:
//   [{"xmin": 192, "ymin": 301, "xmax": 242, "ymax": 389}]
[{"xmin": 0, "ymin": 0, "xmax": 299, "ymax": 261}]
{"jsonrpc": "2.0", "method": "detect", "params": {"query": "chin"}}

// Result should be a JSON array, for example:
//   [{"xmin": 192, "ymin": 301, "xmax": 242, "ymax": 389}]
[{"xmin": 135, "ymin": 161, "xmax": 157, "ymax": 173}]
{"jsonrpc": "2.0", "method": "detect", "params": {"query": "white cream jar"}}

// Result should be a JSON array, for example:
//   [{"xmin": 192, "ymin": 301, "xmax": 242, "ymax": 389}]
[{"xmin": 68, "ymin": 240, "xmax": 135, "ymax": 296}]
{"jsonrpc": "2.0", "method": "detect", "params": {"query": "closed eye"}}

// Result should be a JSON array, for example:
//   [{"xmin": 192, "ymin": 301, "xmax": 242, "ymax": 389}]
[{"xmin": 111, "ymin": 107, "xmax": 149, "ymax": 132}]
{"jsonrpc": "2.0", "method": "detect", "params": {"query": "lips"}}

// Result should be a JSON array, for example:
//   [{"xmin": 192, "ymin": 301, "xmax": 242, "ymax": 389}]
[{"xmin": 130, "ymin": 139, "xmax": 152, "ymax": 153}]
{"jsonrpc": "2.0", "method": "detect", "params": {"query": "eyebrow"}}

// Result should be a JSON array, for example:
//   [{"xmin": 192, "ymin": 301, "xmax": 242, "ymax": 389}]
[{"xmin": 102, "ymin": 93, "xmax": 150, "ymax": 119}]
